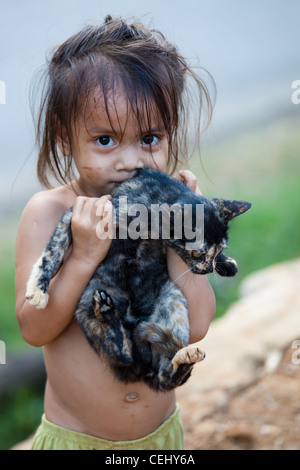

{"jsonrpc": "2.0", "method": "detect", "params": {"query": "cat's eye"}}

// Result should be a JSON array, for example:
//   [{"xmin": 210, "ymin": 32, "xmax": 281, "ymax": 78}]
[{"xmin": 192, "ymin": 250, "xmax": 205, "ymax": 259}]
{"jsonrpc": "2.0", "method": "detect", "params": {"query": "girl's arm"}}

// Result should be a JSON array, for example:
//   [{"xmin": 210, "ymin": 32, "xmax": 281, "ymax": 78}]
[
  {"xmin": 167, "ymin": 247, "xmax": 216, "ymax": 343},
  {"xmin": 15, "ymin": 191, "xmax": 113, "ymax": 347},
  {"xmin": 168, "ymin": 170, "xmax": 216, "ymax": 343}
]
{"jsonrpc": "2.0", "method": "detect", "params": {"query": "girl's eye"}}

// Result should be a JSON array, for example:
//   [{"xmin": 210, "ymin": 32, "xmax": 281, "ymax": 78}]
[
  {"xmin": 96, "ymin": 136, "xmax": 115, "ymax": 147},
  {"xmin": 142, "ymin": 135, "xmax": 159, "ymax": 146}
]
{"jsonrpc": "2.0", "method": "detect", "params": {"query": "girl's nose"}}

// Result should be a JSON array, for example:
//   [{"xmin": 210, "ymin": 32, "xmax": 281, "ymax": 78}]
[{"xmin": 114, "ymin": 147, "xmax": 144, "ymax": 172}]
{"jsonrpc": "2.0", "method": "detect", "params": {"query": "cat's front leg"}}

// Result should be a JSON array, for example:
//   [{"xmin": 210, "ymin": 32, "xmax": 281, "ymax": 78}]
[
  {"xmin": 25, "ymin": 255, "xmax": 50, "ymax": 309},
  {"xmin": 26, "ymin": 208, "xmax": 73, "ymax": 309}
]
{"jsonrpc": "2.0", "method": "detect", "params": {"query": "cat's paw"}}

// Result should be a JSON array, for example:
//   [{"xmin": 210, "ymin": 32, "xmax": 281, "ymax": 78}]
[
  {"xmin": 93, "ymin": 290, "xmax": 113, "ymax": 320},
  {"xmin": 26, "ymin": 286, "xmax": 49, "ymax": 309},
  {"xmin": 172, "ymin": 344, "xmax": 205, "ymax": 370}
]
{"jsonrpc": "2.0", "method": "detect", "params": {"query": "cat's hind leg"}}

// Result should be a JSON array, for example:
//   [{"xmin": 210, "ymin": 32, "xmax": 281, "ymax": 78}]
[
  {"xmin": 171, "ymin": 343, "xmax": 206, "ymax": 370},
  {"xmin": 76, "ymin": 289, "xmax": 133, "ymax": 366},
  {"xmin": 135, "ymin": 280, "xmax": 205, "ymax": 391},
  {"xmin": 136, "ymin": 321, "xmax": 205, "ymax": 391}
]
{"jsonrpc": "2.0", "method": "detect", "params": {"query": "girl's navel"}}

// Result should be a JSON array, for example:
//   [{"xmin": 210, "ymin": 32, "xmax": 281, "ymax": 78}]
[{"xmin": 124, "ymin": 392, "xmax": 140, "ymax": 403}]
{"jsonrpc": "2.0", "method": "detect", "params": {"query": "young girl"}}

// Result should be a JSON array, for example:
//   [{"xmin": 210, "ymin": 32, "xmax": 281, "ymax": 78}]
[{"xmin": 15, "ymin": 15, "xmax": 216, "ymax": 450}]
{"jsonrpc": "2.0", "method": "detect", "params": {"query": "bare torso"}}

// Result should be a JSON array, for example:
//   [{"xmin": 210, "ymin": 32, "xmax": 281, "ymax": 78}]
[{"xmin": 44, "ymin": 321, "xmax": 176, "ymax": 440}]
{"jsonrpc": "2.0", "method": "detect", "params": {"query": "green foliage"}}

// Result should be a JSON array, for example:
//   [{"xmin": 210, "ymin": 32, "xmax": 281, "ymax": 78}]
[
  {"xmin": 208, "ymin": 172, "xmax": 300, "ymax": 318},
  {"xmin": 0, "ymin": 237, "xmax": 23, "ymax": 349},
  {"xmin": 0, "ymin": 385, "xmax": 44, "ymax": 450},
  {"xmin": 192, "ymin": 114, "xmax": 300, "ymax": 317}
]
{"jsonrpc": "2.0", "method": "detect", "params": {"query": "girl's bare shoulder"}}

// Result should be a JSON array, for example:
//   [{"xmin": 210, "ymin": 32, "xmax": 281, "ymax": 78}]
[
  {"xmin": 24, "ymin": 185, "xmax": 75, "ymax": 222},
  {"xmin": 18, "ymin": 184, "xmax": 76, "ymax": 245}
]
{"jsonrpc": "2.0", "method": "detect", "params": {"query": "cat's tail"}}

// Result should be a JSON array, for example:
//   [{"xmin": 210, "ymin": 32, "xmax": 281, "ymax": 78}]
[{"xmin": 134, "ymin": 321, "xmax": 186, "ymax": 358}]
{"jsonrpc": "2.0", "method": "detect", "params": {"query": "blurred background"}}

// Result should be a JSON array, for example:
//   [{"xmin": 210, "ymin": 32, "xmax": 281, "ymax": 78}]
[{"xmin": 0, "ymin": 0, "xmax": 299, "ymax": 450}]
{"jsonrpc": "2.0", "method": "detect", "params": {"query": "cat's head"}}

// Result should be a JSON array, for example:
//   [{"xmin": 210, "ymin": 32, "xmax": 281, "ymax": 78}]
[{"xmin": 164, "ymin": 197, "xmax": 251, "ymax": 276}]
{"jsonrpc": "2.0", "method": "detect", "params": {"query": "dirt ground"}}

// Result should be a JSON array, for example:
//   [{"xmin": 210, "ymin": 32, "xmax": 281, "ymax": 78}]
[{"xmin": 182, "ymin": 346, "xmax": 300, "ymax": 450}]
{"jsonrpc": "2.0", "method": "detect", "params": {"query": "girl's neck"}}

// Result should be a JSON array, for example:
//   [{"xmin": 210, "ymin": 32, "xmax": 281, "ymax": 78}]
[{"xmin": 68, "ymin": 179, "xmax": 103, "ymax": 198}]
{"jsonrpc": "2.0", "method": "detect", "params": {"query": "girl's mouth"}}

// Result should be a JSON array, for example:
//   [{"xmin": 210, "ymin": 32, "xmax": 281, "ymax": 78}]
[{"xmin": 112, "ymin": 175, "xmax": 137, "ymax": 186}]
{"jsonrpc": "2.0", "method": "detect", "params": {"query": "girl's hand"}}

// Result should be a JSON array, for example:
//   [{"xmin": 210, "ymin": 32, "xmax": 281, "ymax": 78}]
[
  {"xmin": 174, "ymin": 170, "xmax": 202, "ymax": 195},
  {"xmin": 70, "ymin": 195, "xmax": 113, "ymax": 268}
]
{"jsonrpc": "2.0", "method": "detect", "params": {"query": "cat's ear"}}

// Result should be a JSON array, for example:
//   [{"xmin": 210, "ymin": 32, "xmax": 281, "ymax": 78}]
[{"xmin": 212, "ymin": 199, "xmax": 251, "ymax": 222}]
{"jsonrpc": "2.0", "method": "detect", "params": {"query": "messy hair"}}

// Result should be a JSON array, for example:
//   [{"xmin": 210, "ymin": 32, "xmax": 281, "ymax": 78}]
[{"xmin": 33, "ymin": 15, "xmax": 215, "ymax": 188}]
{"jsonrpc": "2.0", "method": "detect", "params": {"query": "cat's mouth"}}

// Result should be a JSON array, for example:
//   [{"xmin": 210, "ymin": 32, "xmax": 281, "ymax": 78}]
[
  {"xmin": 191, "ymin": 264, "xmax": 214, "ymax": 275},
  {"xmin": 190, "ymin": 255, "xmax": 216, "ymax": 274}
]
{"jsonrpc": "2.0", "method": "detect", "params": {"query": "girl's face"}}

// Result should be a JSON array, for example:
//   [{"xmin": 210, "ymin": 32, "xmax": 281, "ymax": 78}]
[{"xmin": 66, "ymin": 90, "xmax": 169, "ymax": 196}]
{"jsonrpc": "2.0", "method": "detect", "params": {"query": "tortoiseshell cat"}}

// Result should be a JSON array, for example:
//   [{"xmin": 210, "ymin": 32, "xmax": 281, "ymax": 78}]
[{"xmin": 26, "ymin": 168, "xmax": 251, "ymax": 391}]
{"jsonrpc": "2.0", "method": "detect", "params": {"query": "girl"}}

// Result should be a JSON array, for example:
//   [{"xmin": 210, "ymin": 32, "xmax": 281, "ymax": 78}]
[{"xmin": 15, "ymin": 15, "xmax": 216, "ymax": 450}]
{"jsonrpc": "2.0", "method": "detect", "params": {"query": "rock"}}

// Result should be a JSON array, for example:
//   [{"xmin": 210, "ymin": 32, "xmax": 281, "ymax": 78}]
[{"xmin": 177, "ymin": 258, "xmax": 300, "ymax": 450}]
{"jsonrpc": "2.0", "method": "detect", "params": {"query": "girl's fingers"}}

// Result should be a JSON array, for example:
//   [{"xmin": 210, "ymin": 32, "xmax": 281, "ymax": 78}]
[
  {"xmin": 72, "ymin": 196, "xmax": 87, "ymax": 216},
  {"xmin": 95, "ymin": 195, "xmax": 112, "ymax": 218},
  {"xmin": 95, "ymin": 199, "xmax": 114, "ymax": 240},
  {"xmin": 180, "ymin": 170, "xmax": 197, "ymax": 190},
  {"xmin": 73, "ymin": 195, "xmax": 111, "ymax": 217},
  {"xmin": 174, "ymin": 170, "xmax": 203, "ymax": 195}
]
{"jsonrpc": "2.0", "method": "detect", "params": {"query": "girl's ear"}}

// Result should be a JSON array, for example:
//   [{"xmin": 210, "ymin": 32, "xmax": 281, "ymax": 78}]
[{"xmin": 57, "ymin": 126, "xmax": 72, "ymax": 157}]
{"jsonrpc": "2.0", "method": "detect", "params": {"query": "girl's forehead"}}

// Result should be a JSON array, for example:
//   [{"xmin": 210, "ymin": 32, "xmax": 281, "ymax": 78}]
[{"xmin": 81, "ymin": 87, "xmax": 164, "ymax": 133}]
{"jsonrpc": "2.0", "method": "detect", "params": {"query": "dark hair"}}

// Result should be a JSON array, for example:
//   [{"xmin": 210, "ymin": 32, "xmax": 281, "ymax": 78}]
[{"xmin": 33, "ymin": 15, "xmax": 215, "ymax": 188}]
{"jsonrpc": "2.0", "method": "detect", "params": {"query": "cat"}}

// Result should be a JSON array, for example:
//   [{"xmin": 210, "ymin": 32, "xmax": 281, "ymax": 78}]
[{"xmin": 26, "ymin": 167, "xmax": 251, "ymax": 391}]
